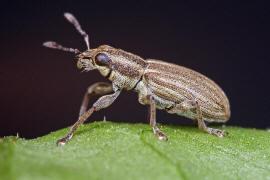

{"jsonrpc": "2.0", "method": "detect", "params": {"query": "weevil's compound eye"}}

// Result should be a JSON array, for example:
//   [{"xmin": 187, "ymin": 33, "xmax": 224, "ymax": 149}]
[{"xmin": 95, "ymin": 53, "xmax": 111, "ymax": 67}]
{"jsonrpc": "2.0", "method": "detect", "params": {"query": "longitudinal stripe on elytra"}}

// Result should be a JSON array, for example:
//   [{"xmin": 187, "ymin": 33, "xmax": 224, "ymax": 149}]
[
  {"xmin": 146, "ymin": 60, "xmax": 225, "ymax": 101},
  {"xmin": 145, "ymin": 78, "xmax": 227, "ymax": 119},
  {"xmin": 144, "ymin": 77, "xmax": 190, "ymax": 103},
  {"xmin": 144, "ymin": 70, "xmax": 226, "ymax": 115},
  {"xmin": 146, "ymin": 60, "xmax": 229, "ymax": 114},
  {"xmin": 144, "ymin": 70, "xmax": 223, "ymax": 111},
  {"xmin": 146, "ymin": 67, "xmax": 222, "ymax": 104}
]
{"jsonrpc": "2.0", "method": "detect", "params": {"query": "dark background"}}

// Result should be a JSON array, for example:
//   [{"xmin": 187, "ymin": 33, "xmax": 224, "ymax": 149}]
[{"xmin": 1, "ymin": 1, "xmax": 269, "ymax": 138}]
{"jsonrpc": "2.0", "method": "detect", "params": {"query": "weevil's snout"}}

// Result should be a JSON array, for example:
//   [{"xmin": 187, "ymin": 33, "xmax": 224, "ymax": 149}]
[
  {"xmin": 77, "ymin": 58, "xmax": 95, "ymax": 71},
  {"xmin": 77, "ymin": 53, "xmax": 96, "ymax": 71}
]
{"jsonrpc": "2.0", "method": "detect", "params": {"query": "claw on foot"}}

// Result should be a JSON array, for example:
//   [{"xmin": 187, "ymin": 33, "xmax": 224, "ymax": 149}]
[
  {"xmin": 158, "ymin": 134, "xmax": 168, "ymax": 141},
  {"xmin": 56, "ymin": 138, "xmax": 66, "ymax": 146},
  {"xmin": 153, "ymin": 127, "xmax": 168, "ymax": 141},
  {"xmin": 56, "ymin": 133, "xmax": 72, "ymax": 146}
]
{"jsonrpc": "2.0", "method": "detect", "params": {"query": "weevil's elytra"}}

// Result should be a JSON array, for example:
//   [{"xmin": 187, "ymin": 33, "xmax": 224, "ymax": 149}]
[{"xmin": 43, "ymin": 13, "xmax": 230, "ymax": 146}]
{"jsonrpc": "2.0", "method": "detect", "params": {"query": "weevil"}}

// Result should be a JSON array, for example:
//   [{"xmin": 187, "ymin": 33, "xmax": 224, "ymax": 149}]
[{"xmin": 43, "ymin": 13, "xmax": 230, "ymax": 146}]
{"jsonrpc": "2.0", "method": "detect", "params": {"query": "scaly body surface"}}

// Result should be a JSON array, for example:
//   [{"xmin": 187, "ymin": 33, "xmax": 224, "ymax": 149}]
[{"xmin": 44, "ymin": 13, "xmax": 230, "ymax": 146}]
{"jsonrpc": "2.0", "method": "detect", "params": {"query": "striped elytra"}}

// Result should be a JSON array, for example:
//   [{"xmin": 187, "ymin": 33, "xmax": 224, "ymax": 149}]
[{"xmin": 143, "ymin": 60, "xmax": 230, "ymax": 122}]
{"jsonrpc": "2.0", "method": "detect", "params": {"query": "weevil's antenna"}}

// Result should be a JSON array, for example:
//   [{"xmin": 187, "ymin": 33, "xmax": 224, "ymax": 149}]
[
  {"xmin": 64, "ymin": 12, "xmax": 90, "ymax": 50},
  {"xmin": 43, "ymin": 41, "xmax": 81, "ymax": 54}
]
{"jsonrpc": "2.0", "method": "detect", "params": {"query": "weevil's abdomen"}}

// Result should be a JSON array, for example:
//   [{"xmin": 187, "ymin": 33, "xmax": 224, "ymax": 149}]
[{"xmin": 143, "ymin": 59, "xmax": 230, "ymax": 122}]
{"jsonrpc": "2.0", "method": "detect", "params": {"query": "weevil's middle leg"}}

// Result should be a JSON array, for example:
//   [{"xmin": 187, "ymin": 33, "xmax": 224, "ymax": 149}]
[
  {"xmin": 149, "ymin": 95, "xmax": 168, "ymax": 141},
  {"xmin": 176, "ymin": 99, "xmax": 228, "ymax": 137},
  {"xmin": 56, "ymin": 83, "xmax": 118, "ymax": 146}
]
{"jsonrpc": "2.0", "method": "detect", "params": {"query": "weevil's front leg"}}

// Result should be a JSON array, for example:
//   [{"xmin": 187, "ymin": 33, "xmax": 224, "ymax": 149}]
[
  {"xmin": 79, "ymin": 82, "xmax": 113, "ymax": 118},
  {"xmin": 149, "ymin": 95, "xmax": 168, "ymax": 141},
  {"xmin": 176, "ymin": 99, "xmax": 228, "ymax": 137},
  {"xmin": 56, "ymin": 84, "xmax": 121, "ymax": 146}
]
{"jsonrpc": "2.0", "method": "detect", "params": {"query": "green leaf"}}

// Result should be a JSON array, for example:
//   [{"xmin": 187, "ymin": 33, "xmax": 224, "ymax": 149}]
[{"xmin": 1, "ymin": 121, "xmax": 270, "ymax": 180}]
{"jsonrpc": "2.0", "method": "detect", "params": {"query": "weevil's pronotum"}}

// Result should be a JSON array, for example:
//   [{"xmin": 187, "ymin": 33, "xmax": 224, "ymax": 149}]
[{"xmin": 43, "ymin": 13, "xmax": 230, "ymax": 146}]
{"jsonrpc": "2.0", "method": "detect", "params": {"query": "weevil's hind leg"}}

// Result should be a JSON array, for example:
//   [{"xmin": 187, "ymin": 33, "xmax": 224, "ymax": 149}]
[
  {"xmin": 149, "ymin": 95, "xmax": 168, "ymax": 141},
  {"xmin": 56, "ymin": 83, "xmax": 119, "ymax": 146},
  {"xmin": 176, "ymin": 99, "xmax": 228, "ymax": 137}
]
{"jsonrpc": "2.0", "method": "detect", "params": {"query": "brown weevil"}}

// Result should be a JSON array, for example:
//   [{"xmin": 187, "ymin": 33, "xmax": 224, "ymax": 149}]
[{"xmin": 43, "ymin": 13, "xmax": 230, "ymax": 146}]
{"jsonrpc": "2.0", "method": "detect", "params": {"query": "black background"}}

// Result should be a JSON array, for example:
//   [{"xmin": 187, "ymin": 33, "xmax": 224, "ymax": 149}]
[{"xmin": 1, "ymin": 1, "xmax": 269, "ymax": 138}]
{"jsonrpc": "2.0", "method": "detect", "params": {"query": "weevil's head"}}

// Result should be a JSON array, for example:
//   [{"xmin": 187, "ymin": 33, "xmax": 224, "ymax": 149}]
[
  {"xmin": 77, "ymin": 44, "xmax": 148, "ymax": 90},
  {"xmin": 76, "ymin": 45, "xmax": 113, "ymax": 77}
]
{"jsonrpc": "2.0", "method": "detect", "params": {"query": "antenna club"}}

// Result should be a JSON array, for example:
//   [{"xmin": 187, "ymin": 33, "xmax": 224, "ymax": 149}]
[
  {"xmin": 43, "ymin": 41, "xmax": 57, "ymax": 48},
  {"xmin": 63, "ymin": 12, "xmax": 74, "ymax": 23},
  {"xmin": 63, "ymin": 12, "xmax": 90, "ymax": 50}
]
